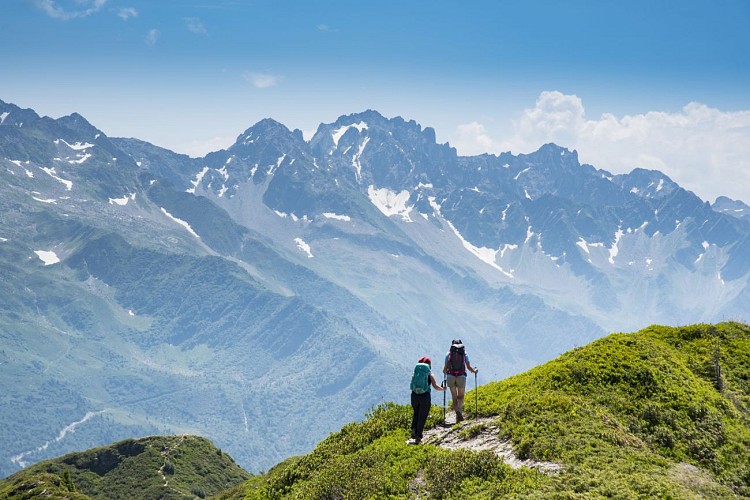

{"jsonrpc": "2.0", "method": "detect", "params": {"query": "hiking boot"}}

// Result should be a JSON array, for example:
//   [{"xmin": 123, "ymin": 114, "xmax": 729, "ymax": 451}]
[{"xmin": 456, "ymin": 411, "xmax": 463, "ymax": 422}]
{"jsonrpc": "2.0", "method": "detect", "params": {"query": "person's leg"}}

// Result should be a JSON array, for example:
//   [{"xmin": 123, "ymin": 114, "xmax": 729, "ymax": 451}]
[
  {"xmin": 447, "ymin": 375, "xmax": 459, "ymax": 411},
  {"xmin": 455, "ymin": 376, "xmax": 468, "ymax": 415},
  {"xmin": 410, "ymin": 392, "xmax": 419, "ymax": 439},
  {"xmin": 415, "ymin": 393, "xmax": 431, "ymax": 441}
]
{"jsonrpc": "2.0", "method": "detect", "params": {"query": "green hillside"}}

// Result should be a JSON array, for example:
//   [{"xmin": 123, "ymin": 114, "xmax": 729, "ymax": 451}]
[
  {"xmin": 3, "ymin": 323, "xmax": 748, "ymax": 499},
  {"xmin": 0, "ymin": 435, "xmax": 250, "ymax": 499},
  {"xmin": 220, "ymin": 322, "xmax": 750, "ymax": 499}
]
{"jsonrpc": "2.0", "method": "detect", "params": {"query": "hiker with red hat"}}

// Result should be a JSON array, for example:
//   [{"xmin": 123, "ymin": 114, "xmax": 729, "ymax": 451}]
[{"xmin": 408, "ymin": 356, "xmax": 446, "ymax": 445}]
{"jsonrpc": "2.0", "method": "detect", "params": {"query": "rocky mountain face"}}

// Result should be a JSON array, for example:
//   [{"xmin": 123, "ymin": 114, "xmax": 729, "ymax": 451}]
[{"xmin": 1, "ymin": 98, "xmax": 749, "ymax": 477}]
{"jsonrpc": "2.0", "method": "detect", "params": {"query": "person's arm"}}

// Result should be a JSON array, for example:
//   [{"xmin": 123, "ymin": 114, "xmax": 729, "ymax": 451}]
[
  {"xmin": 442, "ymin": 354, "xmax": 449, "ymax": 375},
  {"xmin": 430, "ymin": 373, "xmax": 446, "ymax": 391},
  {"xmin": 465, "ymin": 354, "xmax": 478, "ymax": 374}
]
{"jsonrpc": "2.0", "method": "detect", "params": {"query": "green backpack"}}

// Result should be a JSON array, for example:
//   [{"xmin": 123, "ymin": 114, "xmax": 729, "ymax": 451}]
[{"xmin": 410, "ymin": 363, "xmax": 431, "ymax": 394}]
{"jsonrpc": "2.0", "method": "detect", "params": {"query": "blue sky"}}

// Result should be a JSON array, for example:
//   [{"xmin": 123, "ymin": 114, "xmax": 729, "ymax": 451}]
[{"xmin": 2, "ymin": 0, "xmax": 750, "ymax": 203}]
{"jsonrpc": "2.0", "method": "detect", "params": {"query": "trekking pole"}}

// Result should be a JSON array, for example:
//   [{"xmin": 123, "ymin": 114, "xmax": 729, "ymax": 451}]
[
  {"xmin": 474, "ymin": 370, "xmax": 478, "ymax": 418},
  {"xmin": 442, "ymin": 376, "xmax": 447, "ymax": 425}
]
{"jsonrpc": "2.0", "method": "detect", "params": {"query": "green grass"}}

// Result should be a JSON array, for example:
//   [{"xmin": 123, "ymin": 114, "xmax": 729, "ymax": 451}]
[{"xmin": 222, "ymin": 322, "xmax": 750, "ymax": 498}]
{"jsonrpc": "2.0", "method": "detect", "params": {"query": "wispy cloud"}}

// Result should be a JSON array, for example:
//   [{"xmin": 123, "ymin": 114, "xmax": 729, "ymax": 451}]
[
  {"xmin": 316, "ymin": 24, "xmax": 338, "ymax": 33},
  {"xmin": 117, "ymin": 7, "xmax": 138, "ymax": 21},
  {"xmin": 454, "ymin": 91, "xmax": 750, "ymax": 203},
  {"xmin": 145, "ymin": 29, "xmax": 160, "ymax": 46},
  {"xmin": 35, "ymin": 0, "xmax": 107, "ymax": 20},
  {"xmin": 243, "ymin": 71, "xmax": 283, "ymax": 89},
  {"xmin": 185, "ymin": 17, "xmax": 207, "ymax": 35}
]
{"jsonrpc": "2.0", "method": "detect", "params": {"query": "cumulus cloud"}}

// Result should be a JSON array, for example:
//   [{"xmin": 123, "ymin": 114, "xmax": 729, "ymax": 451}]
[
  {"xmin": 454, "ymin": 122, "xmax": 497, "ymax": 156},
  {"xmin": 117, "ymin": 7, "xmax": 137, "ymax": 20},
  {"xmin": 185, "ymin": 17, "xmax": 207, "ymax": 35},
  {"xmin": 35, "ymin": 0, "xmax": 107, "ymax": 20},
  {"xmin": 455, "ymin": 91, "xmax": 750, "ymax": 204},
  {"xmin": 243, "ymin": 71, "xmax": 283, "ymax": 89},
  {"xmin": 145, "ymin": 29, "xmax": 160, "ymax": 45}
]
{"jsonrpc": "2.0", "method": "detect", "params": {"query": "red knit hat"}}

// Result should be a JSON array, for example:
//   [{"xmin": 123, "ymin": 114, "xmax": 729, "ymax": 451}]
[{"xmin": 418, "ymin": 356, "xmax": 431, "ymax": 365}]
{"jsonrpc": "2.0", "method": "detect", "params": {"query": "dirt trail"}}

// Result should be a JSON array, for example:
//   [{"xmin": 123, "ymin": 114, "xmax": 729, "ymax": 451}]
[{"xmin": 423, "ymin": 413, "xmax": 563, "ymax": 474}]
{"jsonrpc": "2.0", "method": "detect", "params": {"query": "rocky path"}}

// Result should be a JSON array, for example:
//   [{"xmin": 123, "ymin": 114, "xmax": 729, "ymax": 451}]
[{"xmin": 423, "ymin": 413, "xmax": 563, "ymax": 474}]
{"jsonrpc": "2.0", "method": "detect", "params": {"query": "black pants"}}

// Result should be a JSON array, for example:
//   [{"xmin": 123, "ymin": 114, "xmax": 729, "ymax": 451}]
[{"xmin": 410, "ymin": 391, "xmax": 431, "ymax": 440}]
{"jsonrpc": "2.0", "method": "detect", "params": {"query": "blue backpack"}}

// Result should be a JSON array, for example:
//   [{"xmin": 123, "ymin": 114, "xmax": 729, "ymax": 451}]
[{"xmin": 410, "ymin": 363, "xmax": 431, "ymax": 394}]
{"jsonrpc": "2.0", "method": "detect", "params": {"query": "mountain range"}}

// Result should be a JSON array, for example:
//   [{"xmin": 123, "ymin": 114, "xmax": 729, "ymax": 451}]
[{"xmin": 1, "ymin": 98, "xmax": 749, "ymax": 477}]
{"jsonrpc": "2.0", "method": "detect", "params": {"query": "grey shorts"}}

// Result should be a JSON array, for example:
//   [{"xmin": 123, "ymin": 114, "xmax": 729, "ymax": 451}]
[{"xmin": 446, "ymin": 375, "xmax": 467, "ymax": 389}]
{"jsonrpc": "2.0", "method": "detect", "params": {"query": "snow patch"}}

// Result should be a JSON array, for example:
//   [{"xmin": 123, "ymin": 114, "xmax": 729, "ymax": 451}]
[
  {"xmin": 269, "ymin": 154, "xmax": 286, "ymax": 175},
  {"xmin": 444, "ymin": 220, "xmax": 513, "ymax": 278},
  {"xmin": 524, "ymin": 226, "xmax": 534, "ymax": 244},
  {"xmin": 55, "ymin": 139, "xmax": 94, "ymax": 150},
  {"xmin": 161, "ymin": 208, "xmax": 199, "ymax": 238},
  {"xmin": 499, "ymin": 243, "xmax": 517, "ymax": 258},
  {"xmin": 41, "ymin": 167, "xmax": 73, "ymax": 190},
  {"xmin": 368, "ymin": 185, "xmax": 413, "ymax": 222},
  {"xmin": 218, "ymin": 166, "xmax": 229, "ymax": 181},
  {"xmin": 630, "ymin": 187, "xmax": 639, "ymax": 194},
  {"xmin": 68, "ymin": 153, "xmax": 91, "ymax": 164},
  {"xmin": 32, "ymin": 195, "xmax": 56, "ymax": 204},
  {"xmin": 331, "ymin": 121, "xmax": 368, "ymax": 147},
  {"xmin": 514, "ymin": 167, "xmax": 530, "ymax": 181},
  {"xmin": 351, "ymin": 136, "xmax": 370, "ymax": 180},
  {"xmin": 0, "ymin": 111, "xmax": 9, "ymax": 124},
  {"xmin": 608, "ymin": 227, "xmax": 624, "ymax": 264},
  {"xmin": 34, "ymin": 250, "xmax": 60, "ymax": 265},
  {"xmin": 294, "ymin": 237, "xmax": 313, "ymax": 258},
  {"xmin": 188, "ymin": 167, "xmax": 209, "ymax": 194},
  {"xmin": 323, "ymin": 213, "xmax": 351, "ymax": 222},
  {"xmin": 109, "ymin": 193, "xmax": 136, "ymax": 206}
]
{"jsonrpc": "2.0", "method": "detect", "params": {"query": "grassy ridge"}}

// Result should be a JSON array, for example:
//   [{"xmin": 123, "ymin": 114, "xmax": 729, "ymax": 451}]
[
  {"xmin": 0, "ymin": 435, "xmax": 250, "ymax": 499},
  {"xmin": 222, "ymin": 322, "xmax": 750, "ymax": 498}
]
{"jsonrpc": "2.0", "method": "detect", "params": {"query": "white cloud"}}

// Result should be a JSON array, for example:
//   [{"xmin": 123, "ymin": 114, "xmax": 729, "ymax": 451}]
[
  {"xmin": 36, "ymin": 0, "xmax": 107, "ymax": 20},
  {"xmin": 117, "ymin": 7, "xmax": 137, "ymax": 20},
  {"xmin": 243, "ymin": 72, "xmax": 283, "ymax": 89},
  {"xmin": 455, "ymin": 91, "xmax": 750, "ymax": 204},
  {"xmin": 145, "ymin": 29, "xmax": 160, "ymax": 46},
  {"xmin": 185, "ymin": 17, "xmax": 207, "ymax": 35},
  {"xmin": 454, "ymin": 122, "xmax": 499, "ymax": 156}
]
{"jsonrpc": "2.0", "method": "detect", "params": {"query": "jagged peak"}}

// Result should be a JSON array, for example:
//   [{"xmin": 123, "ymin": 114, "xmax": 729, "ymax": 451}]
[
  {"xmin": 56, "ymin": 111, "xmax": 104, "ymax": 139},
  {"xmin": 0, "ymin": 99, "xmax": 41, "ymax": 125},
  {"xmin": 233, "ymin": 117, "xmax": 301, "ymax": 148}
]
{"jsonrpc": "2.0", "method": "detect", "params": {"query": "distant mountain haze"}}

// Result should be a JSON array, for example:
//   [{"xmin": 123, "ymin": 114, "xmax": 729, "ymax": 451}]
[{"xmin": 1, "ymin": 98, "xmax": 749, "ymax": 477}]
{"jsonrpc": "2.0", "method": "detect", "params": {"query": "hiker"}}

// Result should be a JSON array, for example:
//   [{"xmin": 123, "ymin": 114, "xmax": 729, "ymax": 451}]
[
  {"xmin": 443, "ymin": 339, "xmax": 478, "ymax": 422},
  {"xmin": 409, "ymin": 356, "xmax": 446, "ymax": 444}
]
